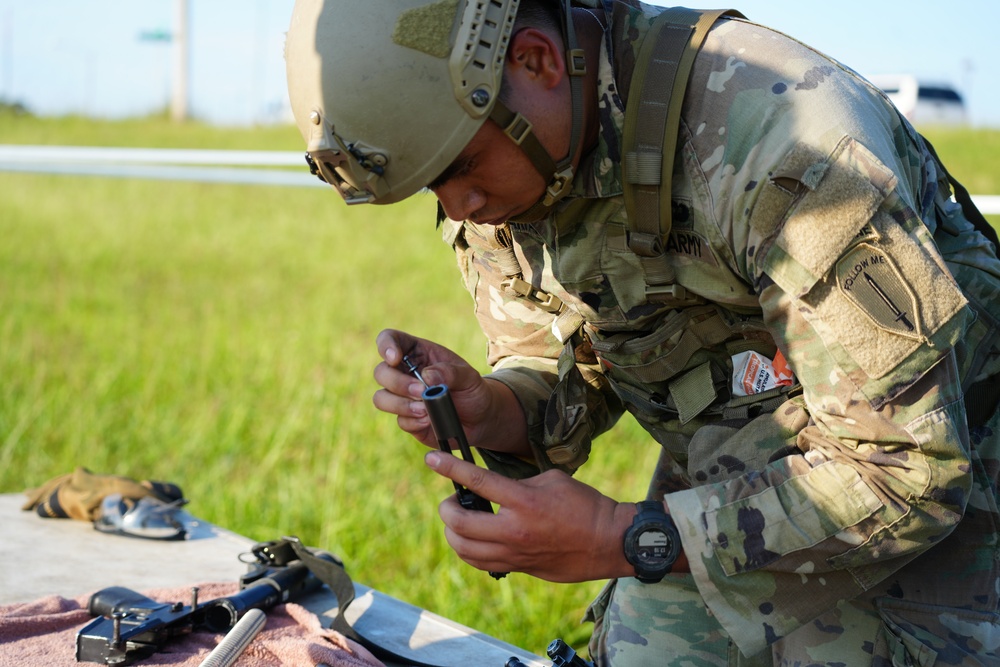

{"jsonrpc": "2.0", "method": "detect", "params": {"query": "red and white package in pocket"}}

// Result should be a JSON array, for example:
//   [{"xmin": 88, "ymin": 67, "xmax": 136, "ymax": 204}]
[{"xmin": 731, "ymin": 349, "xmax": 795, "ymax": 397}]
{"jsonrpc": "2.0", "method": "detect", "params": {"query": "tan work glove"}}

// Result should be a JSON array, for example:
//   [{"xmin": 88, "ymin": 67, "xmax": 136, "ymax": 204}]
[{"xmin": 22, "ymin": 467, "xmax": 184, "ymax": 521}]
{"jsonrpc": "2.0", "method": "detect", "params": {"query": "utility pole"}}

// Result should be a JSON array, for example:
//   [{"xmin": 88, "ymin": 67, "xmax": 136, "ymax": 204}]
[
  {"xmin": 2, "ymin": 10, "xmax": 12, "ymax": 103},
  {"xmin": 172, "ymin": 0, "xmax": 189, "ymax": 122}
]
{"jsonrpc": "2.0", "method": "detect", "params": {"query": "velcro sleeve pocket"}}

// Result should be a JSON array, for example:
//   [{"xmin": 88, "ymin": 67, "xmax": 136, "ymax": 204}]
[
  {"xmin": 757, "ymin": 136, "xmax": 897, "ymax": 298},
  {"xmin": 706, "ymin": 461, "xmax": 884, "ymax": 576},
  {"xmin": 757, "ymin": 136, "xmax": 970, "ymax": 385}
]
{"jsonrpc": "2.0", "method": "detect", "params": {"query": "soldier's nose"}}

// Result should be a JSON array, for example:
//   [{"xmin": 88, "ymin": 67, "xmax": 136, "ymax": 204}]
[{"xmin": 433, "ymin": 183, "xmax": 486, "ymax": 223}]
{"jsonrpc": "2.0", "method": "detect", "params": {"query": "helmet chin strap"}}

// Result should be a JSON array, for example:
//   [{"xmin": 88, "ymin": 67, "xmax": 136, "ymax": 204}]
[{"xmin": 494, "ymin": 0, "xmax": 588, "ymax": 224}]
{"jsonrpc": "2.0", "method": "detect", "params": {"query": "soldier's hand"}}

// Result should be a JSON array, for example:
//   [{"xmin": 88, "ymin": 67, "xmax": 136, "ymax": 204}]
[
  {"xmin": 373, "ymin": 329, "xmax": 529, "ymax": 456},
  {"xmin": 426, "ymin": 451, "xmax": 665, "ymax": 583}
]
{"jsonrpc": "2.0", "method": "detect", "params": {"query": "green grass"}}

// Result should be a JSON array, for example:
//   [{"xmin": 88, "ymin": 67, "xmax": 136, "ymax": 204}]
[
  {"xmin": 920, "ymin": 126, "xmax": 1000, "ymax": 196},
  {"xmin": 1, "ymin": 114, "xmax": 997, "ymax": 655},
  {"xmin": 0, "ymin": 112, "xmax": 300, "ymax": 150}
]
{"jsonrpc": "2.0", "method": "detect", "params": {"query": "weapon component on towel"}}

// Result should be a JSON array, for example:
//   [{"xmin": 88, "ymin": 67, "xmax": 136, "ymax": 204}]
[
  {"xmin": 196, "ymin": 608, "xmax": 266, "ymax": 667},
  {"xmin": 75, "ymin": 537, "xmax": 337, "ymax": 665}
]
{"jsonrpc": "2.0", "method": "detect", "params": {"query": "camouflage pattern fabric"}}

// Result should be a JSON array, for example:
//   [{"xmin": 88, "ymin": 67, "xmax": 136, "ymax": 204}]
[
  {"xmin": 586, "ymin": 575, "xmax": 771, "ymax": 666},
  {"xmin": 443, "ymin": 0, "xmax": 1000, "ymax": 663}
]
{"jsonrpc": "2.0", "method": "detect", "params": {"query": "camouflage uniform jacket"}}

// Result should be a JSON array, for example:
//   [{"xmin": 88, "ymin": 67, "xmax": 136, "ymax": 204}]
[{"xmin": 442, "ymin": 0, "xmax": 1000, "ymax": 656}]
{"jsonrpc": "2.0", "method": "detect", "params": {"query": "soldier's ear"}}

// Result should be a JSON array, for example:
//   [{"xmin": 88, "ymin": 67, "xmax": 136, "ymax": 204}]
[{"xmin": 506, "ymin": 27, "xmax": 565, "ymax": 90}]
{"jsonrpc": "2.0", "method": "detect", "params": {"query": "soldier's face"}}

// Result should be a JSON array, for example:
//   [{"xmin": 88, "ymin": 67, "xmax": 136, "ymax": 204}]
[{"xmin": 429, "ymin": 119, "xmax": 548, "ymax": 226}]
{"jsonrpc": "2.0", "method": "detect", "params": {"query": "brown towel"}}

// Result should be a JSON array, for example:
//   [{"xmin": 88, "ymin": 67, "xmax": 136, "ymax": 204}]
[{"xmin": 0, "ymin": 582, "xmax": 385, "ymax": 667}]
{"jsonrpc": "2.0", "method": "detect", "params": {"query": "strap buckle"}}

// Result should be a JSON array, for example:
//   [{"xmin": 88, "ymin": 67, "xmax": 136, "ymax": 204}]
[
  {"xmin": 568, "ymin": 48, "xmax": 587, "ymax": 76},
  {"xmin": 542, "ymin": 165, "xmax": 576, "ymax": 207},
  {"xmin": 501, "ymin": 277, "xmax": 565, "ymax": 313},
  {"xmin": 644, "ymin": 283, "xmax": 702, "ymax": 307}
]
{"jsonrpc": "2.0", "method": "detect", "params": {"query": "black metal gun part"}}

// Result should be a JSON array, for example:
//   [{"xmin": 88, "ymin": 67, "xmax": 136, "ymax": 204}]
[
  {"xmin": 421, "ymin": 383, "xmax": 508, "ymax": 580},
  {"xmin": 506, "ymin": 639, "xmax": 595, "ymax": 667},
  {"xmin": 422, "ymin": 383, "xmax": 494, "ymax": 513},
  {"xmin": 75, "ymin": 538, "xmax": 335, "ymax": 665}
]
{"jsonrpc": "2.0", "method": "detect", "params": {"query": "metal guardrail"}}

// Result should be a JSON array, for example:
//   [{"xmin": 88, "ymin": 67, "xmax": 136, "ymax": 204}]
[
  {"xmin": 975, "ymin": 196, "xmax": 1000, "ymax": 215},
  {"xmin": 1, "ymin": 145, "xmax": 998, "ymax": 213},
  {"xmin": 0, "ymin": 145, "xmax": 324, "ymax": 188},
  {"xmin": 0, "ymin": 145, "xmax": 304, "ymax": 166}
]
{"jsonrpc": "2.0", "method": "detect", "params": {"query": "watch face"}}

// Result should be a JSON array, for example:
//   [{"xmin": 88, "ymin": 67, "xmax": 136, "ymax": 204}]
[{"xmin": 636, "ymin": 527, "xmax": 672, "ymax": 567}]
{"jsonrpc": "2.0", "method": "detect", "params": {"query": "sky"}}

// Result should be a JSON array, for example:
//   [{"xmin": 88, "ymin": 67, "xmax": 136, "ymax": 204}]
[{"xmin": 0, "ymin": 1, "xmax": 997, "ymax": 128}]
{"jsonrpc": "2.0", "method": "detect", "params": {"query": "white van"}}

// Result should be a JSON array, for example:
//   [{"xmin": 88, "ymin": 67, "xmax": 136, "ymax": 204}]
[{"xmin": 868, "ymin": 74, "xmax": 967, "ymax": 127}]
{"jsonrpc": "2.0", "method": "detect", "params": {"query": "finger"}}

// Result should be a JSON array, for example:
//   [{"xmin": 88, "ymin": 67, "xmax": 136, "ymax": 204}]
[
  {"xmin": 419, "ymin": 351, "xmax": 480, "ymax": 392},
  {"xmin": 425, "ymin": 451, "xmax": 515, "ymax": 507},
  {"xmin": 418, "ymin": 363, "xmax": 467, "ymax": 393},
  {"xmin": 438, "ymin": 493, "xmax": 508, "ymax": 552},
  {"xmin": 372, "ymin": 386, "xmax": 426, "ymax": 419},
  {"xmin": 441, "ymin": 522, "xmax": 514, "ymax": 574},
  {"xmin": 375, "ymin": 329, "xmax": 420, "ymax": 367},
  {"xmin": 370, "ymin": 387, "xmax": 435, "ymax": 446},
  {"xmin": 375, "ymin": 329, "xmax": 403, "ymax": 365},
  {"xmin": 398, "ymin": 415, "xmax": 435, "ymax": 446},
  {"xmin": 437, "ymin": 490, "xmax": 505, "ymax": 544},
  {"xmin": 373, "ymin": 360, "xmax": 427, "ymax": 401}
]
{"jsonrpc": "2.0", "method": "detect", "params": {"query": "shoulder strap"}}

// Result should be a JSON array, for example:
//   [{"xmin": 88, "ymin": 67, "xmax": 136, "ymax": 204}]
[{"xmin": 621, "ymin": 8, "xmax": 744, "ymax": 303}]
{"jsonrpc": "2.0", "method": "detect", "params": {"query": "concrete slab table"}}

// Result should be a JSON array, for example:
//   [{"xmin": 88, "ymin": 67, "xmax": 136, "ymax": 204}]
[{"xmin": 0, "ymin": 493, "xmax": 545, "ymax": 667}]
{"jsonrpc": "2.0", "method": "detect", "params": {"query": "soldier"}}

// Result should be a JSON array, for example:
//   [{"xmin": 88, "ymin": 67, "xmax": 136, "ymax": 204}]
[{"xmin": 285, "ymin": 1, "xmax": 1000, "ymax": 664}]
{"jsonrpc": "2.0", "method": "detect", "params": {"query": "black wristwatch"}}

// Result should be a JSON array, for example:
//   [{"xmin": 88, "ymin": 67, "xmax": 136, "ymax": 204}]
[{"xmin": 623, "ymin": 500, "xmax": 681, "ymax": 583}]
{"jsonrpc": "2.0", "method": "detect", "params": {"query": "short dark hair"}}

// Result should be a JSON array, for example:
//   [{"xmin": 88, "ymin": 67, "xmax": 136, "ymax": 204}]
[
  {"xmin": 514, "ymin": 0, "xmax": 562, "ymax": 33},
  {"xmin": 499, "ymin": 0, "xmax": 565, "ymax": 104}
]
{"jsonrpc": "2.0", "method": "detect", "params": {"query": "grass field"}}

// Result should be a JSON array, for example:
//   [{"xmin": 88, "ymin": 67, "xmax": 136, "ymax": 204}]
[{"xmin": 1, "ymin": 113, "xmax": 997, "ymax": 655}]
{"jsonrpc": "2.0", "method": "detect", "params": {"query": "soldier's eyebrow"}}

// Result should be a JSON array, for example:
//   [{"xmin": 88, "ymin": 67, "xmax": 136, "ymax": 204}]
[{"xmin": 428, "ymin": 153, "xmax": 475, "ymax": 191}]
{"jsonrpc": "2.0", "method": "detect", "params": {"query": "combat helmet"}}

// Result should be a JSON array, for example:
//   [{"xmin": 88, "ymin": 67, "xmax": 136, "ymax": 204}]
[{"xmin": 285, "ymin": 0, "xmax": 587, "ymax": 215}]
